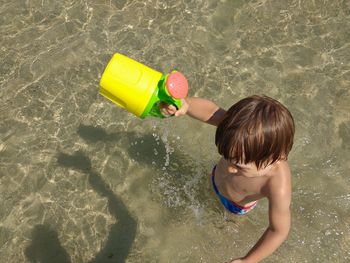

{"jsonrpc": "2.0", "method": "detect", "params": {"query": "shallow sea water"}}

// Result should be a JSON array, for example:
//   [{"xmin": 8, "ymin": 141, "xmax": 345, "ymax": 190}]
[{"xmin": 1, "ymin": 0, "xmax": 350, "ymax": 262}]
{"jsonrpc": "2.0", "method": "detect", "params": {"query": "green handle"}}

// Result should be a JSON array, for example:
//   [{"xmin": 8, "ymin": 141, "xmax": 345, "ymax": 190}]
[{"xmin": 141, "ymin": 72, "xmax": 183, "ymax": 118}]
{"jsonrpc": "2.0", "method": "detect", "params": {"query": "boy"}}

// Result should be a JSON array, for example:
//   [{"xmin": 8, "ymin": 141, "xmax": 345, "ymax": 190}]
[{"xmin": 160, "ymin": 95, "xmax": 295, "ymax": 263}]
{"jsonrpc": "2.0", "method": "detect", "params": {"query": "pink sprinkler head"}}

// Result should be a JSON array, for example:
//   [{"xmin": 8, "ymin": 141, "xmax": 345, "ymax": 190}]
[{"xmin": 165, "ymin": 72, "xmax": 188, "ymax": 99}]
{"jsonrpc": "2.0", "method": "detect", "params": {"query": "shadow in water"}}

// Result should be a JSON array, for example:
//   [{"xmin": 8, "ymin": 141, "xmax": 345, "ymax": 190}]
[
  {"xmin": 77, "ymin": 124, "xmax": 193, "ymax": 175},
  {"xmin": 77, "ymin": 124, "xmax": 127, "ymax": 143},
  {"xmin": 78, "ymin": 124, "xmax": 165, "ymax": 166},
  {"xmin": 25, "ymin": 224, "xmax": 71, "ymax": 263},
  {"xmin": 56, "ymin": 151, "xmax": 137, "ymax": 263},
  {"xmin": 25, "ymin": 150, "xmax": 137, "ymax": 263},
  {"xmin": 77, "ymin": 124, "xmax": 214, "ymax": 220},
  {"xmin": 77, "ymin": 124, "xmax": 210, "ymax": 206}
]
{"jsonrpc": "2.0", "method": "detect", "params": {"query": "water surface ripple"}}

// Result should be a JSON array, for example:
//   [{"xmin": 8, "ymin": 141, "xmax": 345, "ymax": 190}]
[{"xmin": 1, "ymin": 0, "xmax": 350, "ymax": 262}]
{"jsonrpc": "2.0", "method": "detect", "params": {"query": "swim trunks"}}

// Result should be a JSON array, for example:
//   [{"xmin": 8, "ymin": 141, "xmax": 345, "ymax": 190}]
[{"xmin": 211, "ymin": 166, "xmax": 257, "ymax": 215}]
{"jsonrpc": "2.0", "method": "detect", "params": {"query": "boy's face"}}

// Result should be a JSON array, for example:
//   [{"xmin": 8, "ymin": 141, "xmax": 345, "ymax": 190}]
[{"xmin": 227, "ymin": 159, "xmax": 275, "ymax": 178}]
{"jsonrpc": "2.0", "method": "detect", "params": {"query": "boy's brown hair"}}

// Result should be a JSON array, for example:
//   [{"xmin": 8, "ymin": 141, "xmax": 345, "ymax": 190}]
[{"xmin": 215, "ymin": 95, "xmax": 295, "ymax": 169}]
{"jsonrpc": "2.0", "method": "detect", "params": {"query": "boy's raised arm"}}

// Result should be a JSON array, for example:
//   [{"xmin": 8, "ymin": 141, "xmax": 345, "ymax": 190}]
[
  {"xmin": 160, "ymin": 97, "xmax": 226, "ymax": 126},
  {"xmin": 185, "ymin": 97, "xmax": 226, "ymax": 126}
]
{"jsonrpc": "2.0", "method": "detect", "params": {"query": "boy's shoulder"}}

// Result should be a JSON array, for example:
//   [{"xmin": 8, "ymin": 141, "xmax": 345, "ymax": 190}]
[{"xmin": 265, "ymin": 160, "xmax": 291, "ymax": 198}]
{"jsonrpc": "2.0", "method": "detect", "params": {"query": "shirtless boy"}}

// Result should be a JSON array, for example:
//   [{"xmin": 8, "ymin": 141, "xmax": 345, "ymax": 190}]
[{"xmin": 160, "ymin": 95, "xmax": 295, "ymax": 263}]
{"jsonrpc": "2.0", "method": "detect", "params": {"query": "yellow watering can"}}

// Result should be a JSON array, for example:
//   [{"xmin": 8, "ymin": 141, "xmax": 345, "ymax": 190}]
[{"xmin": 99, "ymin": 53, "xmax": 188, "ymax": 118}]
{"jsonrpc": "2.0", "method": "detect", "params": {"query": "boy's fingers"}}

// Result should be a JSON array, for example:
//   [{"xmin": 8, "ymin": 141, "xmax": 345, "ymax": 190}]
[
  {"xmin": 159, "ymin": 101, "xmax": 188, "ymax": 117},
  {"xmin": 159, "ymin": 102, "xmax": 177, "ymax": 116},
  {"xmin": 168, "ymin": 105, "xmax": 177, "ymax": 113},
  {"xmin": 160, "ymin": 108, "xmax": 172, "ymax": 116}
]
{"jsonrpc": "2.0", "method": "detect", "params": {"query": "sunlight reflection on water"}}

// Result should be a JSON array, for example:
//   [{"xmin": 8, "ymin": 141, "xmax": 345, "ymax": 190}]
[{"xmin": 1, "ymin": 0, "xmax": 350, "ymax": 262}]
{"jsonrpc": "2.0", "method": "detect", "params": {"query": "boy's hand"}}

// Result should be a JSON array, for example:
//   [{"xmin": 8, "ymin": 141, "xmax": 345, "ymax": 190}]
[{"xmin": 159, "ymin": 99, "xmax": 189, "ymax": 117}]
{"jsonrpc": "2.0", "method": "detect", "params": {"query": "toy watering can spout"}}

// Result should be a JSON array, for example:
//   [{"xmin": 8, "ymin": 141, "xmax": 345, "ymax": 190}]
[{"xmin": 99, "ymin": 53, "xmax": 188, "ymax": 118}]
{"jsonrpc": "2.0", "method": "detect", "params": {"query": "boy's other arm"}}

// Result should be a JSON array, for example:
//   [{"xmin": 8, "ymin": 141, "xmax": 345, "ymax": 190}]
[
  {"xmin": 160, "ymin": 97, "xmax": 226, "ymax": 126},
  {"xmin": 239, "ymin": 180, "xmax": 291, "ymax": 263}
]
